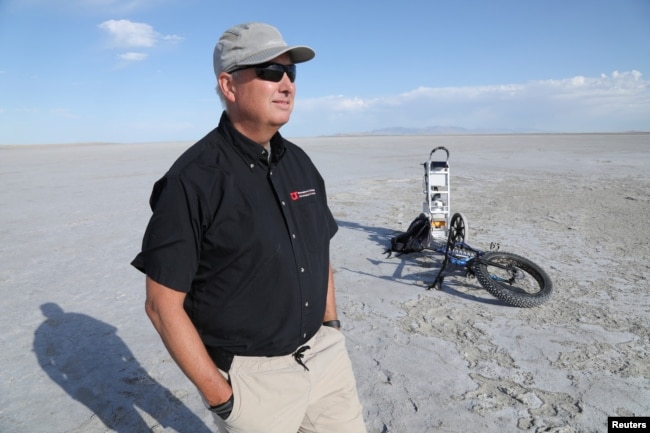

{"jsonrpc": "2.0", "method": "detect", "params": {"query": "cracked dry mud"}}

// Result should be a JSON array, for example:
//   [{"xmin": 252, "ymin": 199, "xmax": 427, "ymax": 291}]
[
  {"xmin": 2, "ymin": 135, "xmax": 647, "ymax": 433},
  {"xmin": 328, "ymin": 141, "xmax": 650, "ymax": 433}
]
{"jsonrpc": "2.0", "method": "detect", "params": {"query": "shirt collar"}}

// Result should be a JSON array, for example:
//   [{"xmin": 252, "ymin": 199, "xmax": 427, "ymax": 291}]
[{"xmin": 218, "ymin": 112, "xmax": 286, "ymax": 168}]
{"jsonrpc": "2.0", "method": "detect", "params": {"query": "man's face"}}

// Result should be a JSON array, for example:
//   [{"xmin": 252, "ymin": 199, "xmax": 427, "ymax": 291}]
[{"xmin": 230, "ymin": 53, "xmax": 296, "ymax": 133}]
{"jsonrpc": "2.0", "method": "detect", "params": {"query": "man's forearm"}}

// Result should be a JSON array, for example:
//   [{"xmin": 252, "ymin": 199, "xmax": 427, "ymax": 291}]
[{"xmin": 145, "ymin": 277, "xmax": 232, "ymax": 406}]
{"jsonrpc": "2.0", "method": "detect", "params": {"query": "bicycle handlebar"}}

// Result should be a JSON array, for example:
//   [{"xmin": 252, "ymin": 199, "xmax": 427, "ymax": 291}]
[{"xmin": 429, "ymin": 146, "xmax": 449, "ymax": 162}]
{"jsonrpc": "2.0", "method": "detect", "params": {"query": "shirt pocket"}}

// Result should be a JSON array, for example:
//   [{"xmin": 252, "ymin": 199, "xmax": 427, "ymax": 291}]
[{"xmin": 292, "ymin": 197, "xmax": 330, "ymax": 253}]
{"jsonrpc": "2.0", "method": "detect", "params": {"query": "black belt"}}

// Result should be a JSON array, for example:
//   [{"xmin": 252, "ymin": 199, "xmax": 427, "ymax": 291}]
[{"xmin": 206, "ymin": 345, "xmax": 312, "ymax": 373}]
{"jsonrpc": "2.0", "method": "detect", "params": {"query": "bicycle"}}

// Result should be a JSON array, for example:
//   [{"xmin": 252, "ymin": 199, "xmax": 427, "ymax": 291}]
[
  {"xmin": 427, "ymin": 212, "xmax": 553, "ymax": 308},
  {"xmin": 388, "ymin": 146, "xmax": 553, "ymax": 308}
]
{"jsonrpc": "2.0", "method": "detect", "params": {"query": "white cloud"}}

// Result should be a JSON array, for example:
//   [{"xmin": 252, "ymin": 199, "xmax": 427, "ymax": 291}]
[
  {"xmin": 99, "ymin": 19, "xmax": 158, "ymax": 48},
  {"xmin": 161, "ymin": 34, "xmax": 184, "ymax": 43},
  {"xmin": 99, "ymin": 19, "xmax": 183, "ymax": 49},
  {"xmin": 98, "ymin": 19, "xmax": 183, "ymax": 63},
  {"xmin": 290, "ymin": 70, "xmax": 650, "ymax": 135},
  {"xmin": 120, "ymin": 52, "xmax": 148, "ymax": 62}
]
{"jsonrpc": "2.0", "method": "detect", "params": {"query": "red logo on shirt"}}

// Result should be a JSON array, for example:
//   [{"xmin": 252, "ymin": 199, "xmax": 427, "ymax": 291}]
[{"xmin": 290, "ymin": 189, "xmax": 316, "ymax": 201}]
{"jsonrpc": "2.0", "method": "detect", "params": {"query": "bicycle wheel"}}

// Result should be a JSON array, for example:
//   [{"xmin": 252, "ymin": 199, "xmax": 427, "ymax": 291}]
[
  {"xmin": 472, "ymin": 251, "xmax": 552, "ymax": 307},
  {"xmin": 449, "ymin": 212, "xmax": 468, "ymax": 244}
]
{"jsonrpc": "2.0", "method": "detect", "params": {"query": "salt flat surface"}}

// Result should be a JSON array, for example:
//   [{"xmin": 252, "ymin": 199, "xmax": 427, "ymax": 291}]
[{"xmin": 1, "ymin": 133, "xmax": 649, "ymax": 432}]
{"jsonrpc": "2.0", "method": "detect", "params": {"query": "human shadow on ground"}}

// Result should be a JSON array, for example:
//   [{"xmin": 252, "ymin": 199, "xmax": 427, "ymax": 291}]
[
  {"xmin": 335, "ymin": 219, "xmax": 396, "ymax": 249},
  {"xmin": 33, "ymin": 303, "xmax": 214, "ymax": 433}
]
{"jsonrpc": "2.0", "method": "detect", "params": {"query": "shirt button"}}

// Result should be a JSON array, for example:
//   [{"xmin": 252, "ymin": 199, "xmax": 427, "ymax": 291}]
[
  {"xmin": 303, "ymin": 333, "xmax": 307, "ymax": 339},
  {"xmin": 249, "ymin": 163, "xmax": 255, "ymax": 169},
  {"xmin": 300, "ymin": 267, "xmax": 305, "ymax": 273},
  {"xmin": 292, "ymin": 234, "xmax": 296, "ymax": 239},
  {"xmin": 281, "ymin": 201, "xmax": 286, "ymax": 206},
  {"xmin": 305, "ymin": 301, "xmax": 309, "ymax": 307}
]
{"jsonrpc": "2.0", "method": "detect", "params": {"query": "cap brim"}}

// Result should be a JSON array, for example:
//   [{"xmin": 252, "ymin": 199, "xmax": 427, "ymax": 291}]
[{"xmin": 233, "ymin": 45, "xmax": 315, "ymax": 70}]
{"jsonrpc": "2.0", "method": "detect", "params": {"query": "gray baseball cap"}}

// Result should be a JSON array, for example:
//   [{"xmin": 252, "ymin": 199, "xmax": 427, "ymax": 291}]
[{"xmin": 213, "ymin": 22, "xmax": 315, "ymax": 76}]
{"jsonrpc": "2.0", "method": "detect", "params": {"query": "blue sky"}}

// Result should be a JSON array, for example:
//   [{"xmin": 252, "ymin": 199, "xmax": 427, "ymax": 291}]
[{"xmin": 1, "ymin": 0, "xmax": 649, "ymax": 145}]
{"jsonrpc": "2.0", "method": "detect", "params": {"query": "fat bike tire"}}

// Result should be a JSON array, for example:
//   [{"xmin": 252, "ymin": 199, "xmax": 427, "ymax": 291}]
[{"xmin": 472, "ymin": 251, "xmax": 552, "ymax": 307}]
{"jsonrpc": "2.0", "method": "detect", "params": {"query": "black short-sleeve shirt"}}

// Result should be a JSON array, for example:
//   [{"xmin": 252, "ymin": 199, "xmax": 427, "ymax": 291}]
[{"xmin": 132, "ymin": 113, "xmax": 338, "ymax": 357}]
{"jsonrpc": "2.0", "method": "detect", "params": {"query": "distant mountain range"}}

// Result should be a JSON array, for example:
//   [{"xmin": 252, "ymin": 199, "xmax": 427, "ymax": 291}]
[{"xmin": 332, "ymin": 126, "xmax": 546, "ymax": 136}]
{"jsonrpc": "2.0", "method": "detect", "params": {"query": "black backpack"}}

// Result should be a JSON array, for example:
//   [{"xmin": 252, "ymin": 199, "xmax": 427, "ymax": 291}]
[{"xmin": 386, "ymin": 213, "xmax": 431, "ymax": 256}]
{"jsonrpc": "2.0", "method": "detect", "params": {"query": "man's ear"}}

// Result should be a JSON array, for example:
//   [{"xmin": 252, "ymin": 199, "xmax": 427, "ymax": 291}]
[{"xmin": 218, "ymin": 72, "xmax": 236, "ymax": 102}]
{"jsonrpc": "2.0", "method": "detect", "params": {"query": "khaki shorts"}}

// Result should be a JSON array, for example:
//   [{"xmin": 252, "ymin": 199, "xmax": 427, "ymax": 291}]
[{"xmin": 214, "ymin": 326, "xmax": 366, "ymax": 433}]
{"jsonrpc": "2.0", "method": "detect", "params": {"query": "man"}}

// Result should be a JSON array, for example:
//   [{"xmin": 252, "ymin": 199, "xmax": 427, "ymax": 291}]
[{"xmin": 131, "ymin": 22, "xmax": 367, "ymax": 433}]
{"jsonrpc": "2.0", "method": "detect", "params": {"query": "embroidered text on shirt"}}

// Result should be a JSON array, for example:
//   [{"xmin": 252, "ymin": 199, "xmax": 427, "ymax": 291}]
[{"xmin": 290, "ymin": 189, "xmax": 316, "ymax": 201}]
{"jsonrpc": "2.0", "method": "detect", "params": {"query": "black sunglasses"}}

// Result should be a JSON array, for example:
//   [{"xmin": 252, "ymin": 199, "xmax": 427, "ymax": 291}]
[{"xmin": 231, "ymin": 62, "xmax": 297, "ymax": 83}]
